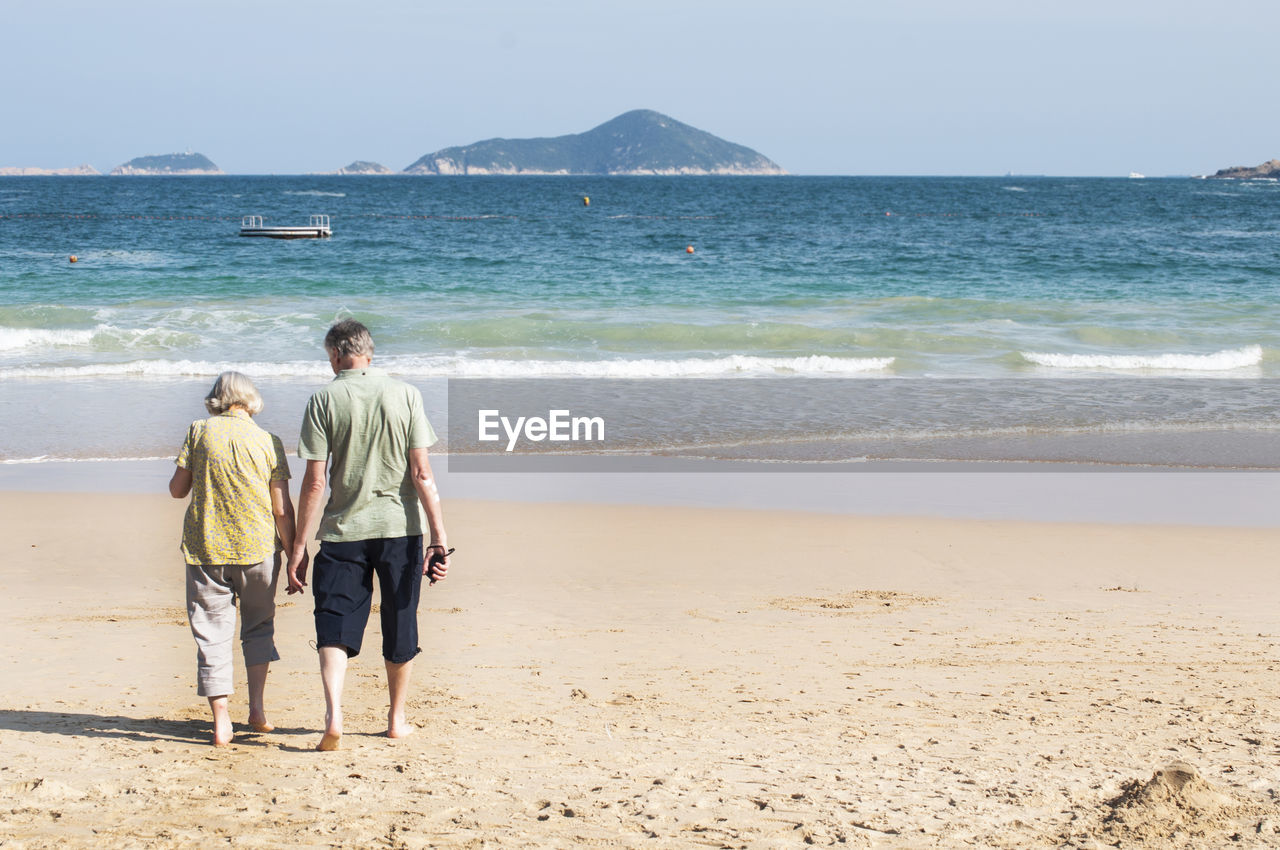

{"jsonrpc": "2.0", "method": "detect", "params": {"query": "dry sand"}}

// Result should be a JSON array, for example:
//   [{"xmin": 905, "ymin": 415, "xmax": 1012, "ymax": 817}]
[{"xmin": 2, "ymin": 491, "xmax": 1279, "ymax": 848}]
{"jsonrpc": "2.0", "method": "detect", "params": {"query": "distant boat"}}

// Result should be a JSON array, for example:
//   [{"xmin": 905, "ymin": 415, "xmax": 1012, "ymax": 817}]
[
  {"xmin": 239, "ymin": 214, "xmax": 331, "ymax": 239},
  {"xmin": 1128, "ymin": 172, "xmax": 1145, "ymax": 179}
]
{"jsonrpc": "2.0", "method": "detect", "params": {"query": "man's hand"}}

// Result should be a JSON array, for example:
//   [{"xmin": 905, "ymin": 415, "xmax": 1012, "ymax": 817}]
[
  {"xmin": 286, "ymin": 549, "xmax": 310, "ymax": 595},
  {"xmin": 424, "ymin": 543, "xmax": 450, "ymax": 585}
]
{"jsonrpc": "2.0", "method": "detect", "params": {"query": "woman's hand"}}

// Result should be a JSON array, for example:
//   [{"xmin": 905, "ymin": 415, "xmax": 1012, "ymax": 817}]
[{"xmin": 168, "ymin": 466, "xmax": 192, "ymax": 499}]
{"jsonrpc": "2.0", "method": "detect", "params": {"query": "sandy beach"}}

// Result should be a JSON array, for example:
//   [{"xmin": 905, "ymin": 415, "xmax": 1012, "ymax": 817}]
[{"xmin": 2, "ymin": 490, "xmax": 1279, "ymax": 848}]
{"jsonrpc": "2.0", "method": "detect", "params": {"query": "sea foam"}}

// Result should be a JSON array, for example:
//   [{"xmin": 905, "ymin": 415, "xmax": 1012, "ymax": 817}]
[
  {"xmin": 0, "ymin": 454, "xmax": 172, "ymax": 465},
  {"xmin": 0, "ymin": 324, "xmax": 192, "ymax": 352},
  {"xmin": 1020, "ymin": 345, "xmax": 1262, "ymax": 371},
  {"xmin": 0, "ymin": 327, "xmax": 97, "ymax": 351},
  {"xmin": 0, "ymin": 354, "xmax": 895, "ymax": 380}
]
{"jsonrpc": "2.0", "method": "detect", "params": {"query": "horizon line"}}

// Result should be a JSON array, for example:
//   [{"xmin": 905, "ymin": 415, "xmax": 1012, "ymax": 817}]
[{"xmin": 0, "ymin": 172, "xmax": 1214, "ymax": 179}]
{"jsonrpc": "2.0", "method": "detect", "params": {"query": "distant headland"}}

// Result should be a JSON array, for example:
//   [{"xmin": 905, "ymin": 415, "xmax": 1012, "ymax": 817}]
[
  {"xmin": 402, "ymin": 110, "xmax": 785, "ymax": 176},
  {"xmin": 110, "ymin": 152, "xmax": 223, "ymax": 175},
  {"xmin": 1208, "ymin": 159, "xmax": 1280, "ymax": 179},
  {"xmin": 0, "ymin": 164, "xmax": 99, "ymax": 176},
  {"xmin": 3, "ymin": 112, "xmax": 786, "ymax": 176}
]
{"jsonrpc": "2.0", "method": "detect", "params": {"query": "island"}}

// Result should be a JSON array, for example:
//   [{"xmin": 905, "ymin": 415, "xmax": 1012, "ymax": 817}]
[
  {"xmin": 110, "ymin": 152, "xmax": 222, "ymax": 175},
  {"xmin": 403, "ymin": 109, "xmax": 785, "ymax": 176},
  {"xmin": 335, "ymin": 161, "xmax": 393, "ymax": 175},
  {"xmin": 1208, "ymin": 159, "xmax": 1280, "ymax": 179},
  {"xmin": 0, "ymin": 164, "xmax": 100, "ymax": 176}
]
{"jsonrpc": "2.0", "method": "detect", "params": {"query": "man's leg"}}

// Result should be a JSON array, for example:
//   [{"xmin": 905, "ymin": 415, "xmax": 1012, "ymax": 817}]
[
  {"xmin": 312, "ymin": 540, "xmax": 374, "ymax": 751},
  {"xmin": 318, "ymin": 646, "xmax": 347, "ymax": 750},
  {"xmin": 374, "ymin": 536, "xmax": 424, "ymax": 738},
  {"xmin": 386, "ymin": 658, "xmax": 415, "ymax": 738}
]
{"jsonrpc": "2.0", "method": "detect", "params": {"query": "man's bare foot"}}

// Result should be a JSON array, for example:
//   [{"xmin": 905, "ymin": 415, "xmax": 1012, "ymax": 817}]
[
  {"xmin": 387, "ymin": 714, "xmax": 416, "ymax": 739},
  {"xmin": 248, "ymin": 706, "xmax": 273, "ymax": 732},
  {"xmin": 317, "ymin": 709, "xmax": 342, "ymax": 751}
]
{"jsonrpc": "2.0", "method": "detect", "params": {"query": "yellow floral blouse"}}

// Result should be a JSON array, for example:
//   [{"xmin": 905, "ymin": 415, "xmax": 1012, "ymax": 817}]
[{"xmin": 176, "ymin": 410, "xmax": 291, "ymax": 566}]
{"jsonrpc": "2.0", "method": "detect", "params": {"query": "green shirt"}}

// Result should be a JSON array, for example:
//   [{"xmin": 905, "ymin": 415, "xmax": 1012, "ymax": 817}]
[
  {"xmin": 176, "ymin": 410, "xmax": 291, "ymax": 566},
  {"xmin": 298, "ymin": 367, "xmax": 438, "ymax": 542}
]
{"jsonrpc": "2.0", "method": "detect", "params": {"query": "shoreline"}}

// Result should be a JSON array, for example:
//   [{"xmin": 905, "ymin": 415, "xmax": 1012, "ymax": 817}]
[{"xmin": 3, "ymin": 456, "xmax": 1278, "ymax": 528}]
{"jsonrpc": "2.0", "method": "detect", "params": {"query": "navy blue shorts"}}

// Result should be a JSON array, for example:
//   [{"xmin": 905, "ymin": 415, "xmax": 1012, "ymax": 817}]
[{"xmin": 312, "ymin": 536, "xmax": 423, "ymax": 663}]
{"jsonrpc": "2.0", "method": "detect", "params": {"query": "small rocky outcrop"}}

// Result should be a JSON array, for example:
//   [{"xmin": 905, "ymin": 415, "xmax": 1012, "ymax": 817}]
[
  {"xmin": 110, "ymin": 153, "xmax": 222, "ymax": 175},
  {"xmin": 335, "ymin": 161, "xmax": 393, "ymax": 175},
  {"xmin": 1209, "ymin": 159, "xmax": 1280, "ymax": 179}
]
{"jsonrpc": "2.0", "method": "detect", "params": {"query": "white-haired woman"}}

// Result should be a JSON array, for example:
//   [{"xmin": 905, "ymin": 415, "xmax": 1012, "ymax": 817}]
[{"xmin": 168, "ymin": 371, "xmax": 302, "ymax": 746}]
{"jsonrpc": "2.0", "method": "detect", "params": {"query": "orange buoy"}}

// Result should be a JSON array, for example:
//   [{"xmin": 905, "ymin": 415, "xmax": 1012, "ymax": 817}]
[
  {"xmin": 69, "ymin": 255, "xmax": 78, "ymax": 263},
  {"xmin": 686, "ymin": 245, "xmax": 694, "ymax": 254}
]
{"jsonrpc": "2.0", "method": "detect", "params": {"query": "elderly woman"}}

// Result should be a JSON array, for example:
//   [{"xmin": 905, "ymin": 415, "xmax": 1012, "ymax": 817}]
[{"xmin": 168, "ymin": 371, "xmax": 302, "ymax": 746}]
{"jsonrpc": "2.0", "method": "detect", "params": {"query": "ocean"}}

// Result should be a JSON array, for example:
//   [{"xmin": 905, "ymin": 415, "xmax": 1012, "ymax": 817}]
[{"xmin": 1, "ymin": 175, "xmax": 1278, "ymax": 468}]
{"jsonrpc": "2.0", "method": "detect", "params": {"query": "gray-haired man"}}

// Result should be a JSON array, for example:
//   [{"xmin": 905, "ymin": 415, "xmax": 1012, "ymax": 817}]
[{"xmin": 286, "ymin": 319, "xmax": 450, "ymax": 751}]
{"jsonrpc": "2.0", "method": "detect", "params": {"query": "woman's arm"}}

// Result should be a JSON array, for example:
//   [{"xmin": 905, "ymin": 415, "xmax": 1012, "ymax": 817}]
[
  {"xmin": 270, "ymin": 479, "xmax": 297, "ymax": 555},
  {"xmin": 169, "ymin": 466, "xmax": 192, "ymax": 499}
]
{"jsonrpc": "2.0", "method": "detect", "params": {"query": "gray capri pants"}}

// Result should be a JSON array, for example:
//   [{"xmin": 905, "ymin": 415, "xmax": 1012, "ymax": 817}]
[{"xmin": 185, "ymin": 555, "xmax": 282, "ymax": 697}]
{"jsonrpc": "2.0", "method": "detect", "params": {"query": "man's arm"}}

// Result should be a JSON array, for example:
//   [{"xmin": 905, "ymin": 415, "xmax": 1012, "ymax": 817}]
[
  {"xmin": 168, "ymin": 466, "xmax": 192, "ymax": 499},
  {"xmin": 409, "ymin": 448, "xmax": 449, "ymax": 582},
  {"xmin": 286, "ymin": 459, "xmax": 328, "ymax": 594}
]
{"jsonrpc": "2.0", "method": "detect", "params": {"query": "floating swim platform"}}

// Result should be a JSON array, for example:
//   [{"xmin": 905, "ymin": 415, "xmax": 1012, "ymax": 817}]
[{"xmin": 239, "ymin": 214, "xmax": 331, "ymax": 239}]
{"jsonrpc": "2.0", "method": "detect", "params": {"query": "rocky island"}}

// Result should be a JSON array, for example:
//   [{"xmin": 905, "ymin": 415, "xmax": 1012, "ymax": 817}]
[
  {"xmin": 110, "ymin": 152, "xmax": 222, "ymax": 175},
  {"xmin": 0, "ymin": 164, "xmax": 100, "ymax": 176},
  {"xmin": 335, "ymin": 161, "xmax": 393, "ymax": 175},
  {"xmin": 403, "ymin": 109, "xmax": 785, "ymax": 176},
  {"xmin": 1209, "ymin": 159, "xmax": 1280, "ymax": 179}
]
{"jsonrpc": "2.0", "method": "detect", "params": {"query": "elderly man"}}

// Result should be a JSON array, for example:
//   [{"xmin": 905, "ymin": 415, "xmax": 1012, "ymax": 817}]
[{"xmin": 286, "ymin": 319, "xmax": 450, "ymax": 751}]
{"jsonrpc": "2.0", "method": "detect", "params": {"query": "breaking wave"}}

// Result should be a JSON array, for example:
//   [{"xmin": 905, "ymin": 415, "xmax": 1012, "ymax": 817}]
[
  {"xmin": 283, "ymin": 190, "xmax": 346, "ymax": 197},
  {"xmin": 1021, "ymin": 345, "xmax": 1262, "ymax": 372},
  {"xmin": 0, "ymin": 324, "xmax": 191, "ymax": 351},
  {"xmin": 0, "ymin": 327, "xmax": 97, "ymax": 350},
  {"xmin": 0, "ymin": 354, "xmax": 895, "ymax": 380}
]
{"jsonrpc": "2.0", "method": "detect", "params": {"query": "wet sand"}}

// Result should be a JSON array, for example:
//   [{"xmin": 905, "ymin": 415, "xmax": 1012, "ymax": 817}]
[{"xmin": 3, "ymin": 492, "xmax": 1279, "ymax": 848}]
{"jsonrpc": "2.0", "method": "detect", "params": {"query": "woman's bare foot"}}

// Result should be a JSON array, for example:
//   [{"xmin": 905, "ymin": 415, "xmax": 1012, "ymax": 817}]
[
  {"xmin": 211, "ymin": 699, "xmax": 234, "ymax": 747},
  {"xmin": 248, "ymin": 715, "xmax": 275, "ymax": 733}
]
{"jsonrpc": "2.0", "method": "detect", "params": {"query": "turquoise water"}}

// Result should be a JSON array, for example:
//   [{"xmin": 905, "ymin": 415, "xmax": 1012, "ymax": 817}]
[{"xmin": 1, "ymin": 175, "xmax": 1278, "ymax": 463}]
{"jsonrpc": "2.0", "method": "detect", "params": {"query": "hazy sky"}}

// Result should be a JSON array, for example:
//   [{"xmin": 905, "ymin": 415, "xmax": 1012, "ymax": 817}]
[{"xmin": 3, "ymin": 0, "xmax": 1275, "ymax": 175}]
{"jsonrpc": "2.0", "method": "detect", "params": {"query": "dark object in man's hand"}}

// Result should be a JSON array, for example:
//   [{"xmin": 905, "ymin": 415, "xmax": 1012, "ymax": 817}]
[{"xmin": 427, "ymin": 547, "xmax": 455, "ymax": 584}]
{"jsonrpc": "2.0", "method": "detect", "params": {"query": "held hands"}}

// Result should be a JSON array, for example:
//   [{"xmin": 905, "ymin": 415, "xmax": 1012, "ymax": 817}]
[
  {"xmin": 286, "ymin": 548, "xmax": 310, "ymax": 595},
  {"xmin": 424, "ymin": 543, "xmax": 452, "ymax": 585}
]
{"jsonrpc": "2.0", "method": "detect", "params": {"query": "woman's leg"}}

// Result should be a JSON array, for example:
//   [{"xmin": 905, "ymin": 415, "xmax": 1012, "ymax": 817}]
[
  {"xmin": 186, "ymin": 562, "xmax": 237, "ymax": 745},
  {"xmin": 207, "ymin": 696, "xmax": 232, "ymax": 746},
  {"xmin": 234, "ymin": 554, "xmax": 282, "ymax": 731}
]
